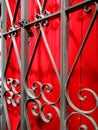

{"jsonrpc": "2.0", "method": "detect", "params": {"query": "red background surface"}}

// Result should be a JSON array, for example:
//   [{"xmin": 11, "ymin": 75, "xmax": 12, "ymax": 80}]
[{"xmin": 5, "ymin": 0, "xmax": 98, "ymax": 129}]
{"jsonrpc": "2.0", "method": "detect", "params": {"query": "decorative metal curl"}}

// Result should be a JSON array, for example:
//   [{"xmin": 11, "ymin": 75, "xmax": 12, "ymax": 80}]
[
  {"xmin": 65, "ymin": 112, "xmax": 98, "ymax": 130},
  {"xmin": 65, "ymin": 86, "xmax": 98, "ymax": 114},
  {"xmin": 24, "ymin": 81, "xmax": 42, "ymax": 100},
  {"xmin": 4, "ymin": 78, "xmax": 20, "ymax": 107},
  {"xmin": 7, "ymin": 78, "xmax": 20, "ymax": 94},
  {"xmin": 25, "ymin": 81, "xmax": 60, "ymax": 105},
  {"xmin": 25, "ymin": 98, "xmax": 60, "ymax": 125},
  {"xmin": 25, "ymin": 98, "xmax": 42, "ymax": 130},
  {"xmin": 84, "ymin": 3, "xmax": 92, "ymax": 13},
  {"xmin": 34, "ymin": 10, "xmax": 50, "ymax": 29},
  {"xmin": 25, "ymin": 81, "xmax": 60, "ymax": 124},
  {"xmin": 40, "ymin": 104, "xmax": 60, "ymax": 123},
  {"xmin": 31, "ymin": 81, "xmax": 42, "ymax": 98},
  {"xmin": 27, "ymin": 98, "xmax": 41, "ymax": 116},
  {"xmin": 41, "ymin": 83, "xmax": 53, "ymax": 104},
  {"xmin": 8, "ymin": 25, "xmax": 18, "ymax": 37},
  {"xmin": 79, "ymin": 124, "xmax": 88, "ymax": 130}
]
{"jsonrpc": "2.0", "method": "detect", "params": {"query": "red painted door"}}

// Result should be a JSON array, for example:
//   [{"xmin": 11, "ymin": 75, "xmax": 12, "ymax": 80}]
[{"xmin": 2, "ymin": 0, "xmax": 98, "ymax": 130}]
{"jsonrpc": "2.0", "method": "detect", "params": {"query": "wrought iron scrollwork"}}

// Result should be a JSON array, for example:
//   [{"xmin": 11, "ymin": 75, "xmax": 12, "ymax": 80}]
[
  {"xmin": 25, "ymin": 81, "xmax": 60, "ymax": 127},
  {"xmin": 65, "ymin": 112, "xmax": 98, "ymax": 130},
  {"xmin": 2, "ymin": 0, "xmax": 98, "ymax": 129},
  {"xmin": 4, "ymin": 78, "xmax": 20, "ymax": 107},
  {"xmin": 3, "ymin": 78, "xmax": 21, "ymax": 129}
]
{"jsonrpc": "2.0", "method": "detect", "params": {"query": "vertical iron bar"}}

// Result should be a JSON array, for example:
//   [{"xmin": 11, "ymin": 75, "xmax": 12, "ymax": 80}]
[
  {"xmin": 1, "ymin": 0, "xmax": 7, "ymax": 129},
  {"xmin": 21, "ymin": 0, "xmax": 28, "ymax": 129},
  {"xmin": 60, "ymin": 0, "xmax": 68, "ymax": 130}
]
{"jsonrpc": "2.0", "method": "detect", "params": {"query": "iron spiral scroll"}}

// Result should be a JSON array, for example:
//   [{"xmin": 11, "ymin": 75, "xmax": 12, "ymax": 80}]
[{"xmin": 24, "ymin": 81, "xmax": 60, "ymax": 129}]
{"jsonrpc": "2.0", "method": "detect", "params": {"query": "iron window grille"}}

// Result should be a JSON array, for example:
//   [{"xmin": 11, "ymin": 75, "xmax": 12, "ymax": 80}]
[{"xmin": 1, "ymin": 0, "xmax": 98, "ymax": 130}]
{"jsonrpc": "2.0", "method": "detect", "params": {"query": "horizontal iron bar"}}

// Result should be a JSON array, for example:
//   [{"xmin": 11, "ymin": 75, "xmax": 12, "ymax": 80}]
[
  {"xmin": 24, "ymin": 11, "xmax": 61, "ymax": 28},
  {"xmin": 24, "ymin": 0, "xmax": 95, "ymax": 28},
  {"xmin": 2, "ymin": 0, "xmax": 96, "ymax": 36},
  {"xmin": 66, "ymin": 0, "xmax": 97, "ymax": 14},
  {"xmin": 2, "ymin": 11, "xmax": 60, "ymax": 36},
  {"xmin": 2, "ymin": 27, "xmax": 20, "ymax": 37}
]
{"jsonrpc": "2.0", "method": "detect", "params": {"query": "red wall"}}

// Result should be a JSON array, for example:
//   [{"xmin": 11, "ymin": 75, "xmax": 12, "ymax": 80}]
[{"xmin": 5, "ymin": 0, "xmax": 98, "ymax": 130}]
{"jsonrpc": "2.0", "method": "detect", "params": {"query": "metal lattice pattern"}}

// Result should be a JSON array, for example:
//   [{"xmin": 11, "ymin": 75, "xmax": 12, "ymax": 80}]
[{"xmin": 1, "ymin": 0, "xmax": 98, "ymax": 130}]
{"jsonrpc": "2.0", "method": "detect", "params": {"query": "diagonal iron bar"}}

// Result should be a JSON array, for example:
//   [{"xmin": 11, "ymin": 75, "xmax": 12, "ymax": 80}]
[
  {"xmin": 37, "ymin": 0, "xmax": 60, "ymax": 82},
  {"xmin": 4, "ymin": 41, "xmax": 13, "ymax": 75},
  {"xmin": 5, "ymin": 0, "xmax": 13, "ymax": 24},
  {"xmin": 4, "ymin": 0, "xmax": 21, "ymax": 69},
  {"xmin": 25, "ymin": 31, "xmax": 41, "ymax": 80},
  {"xmin": 12, "ymin": 0, "xmax": 20, "ymax": 24},
  {"xmin": 65, "ymin": 3, "xmax": 98, "ymax": 86},
  {"xmin": 40, "ymin": 26, "xmax": 60, "ymax": 83}
]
